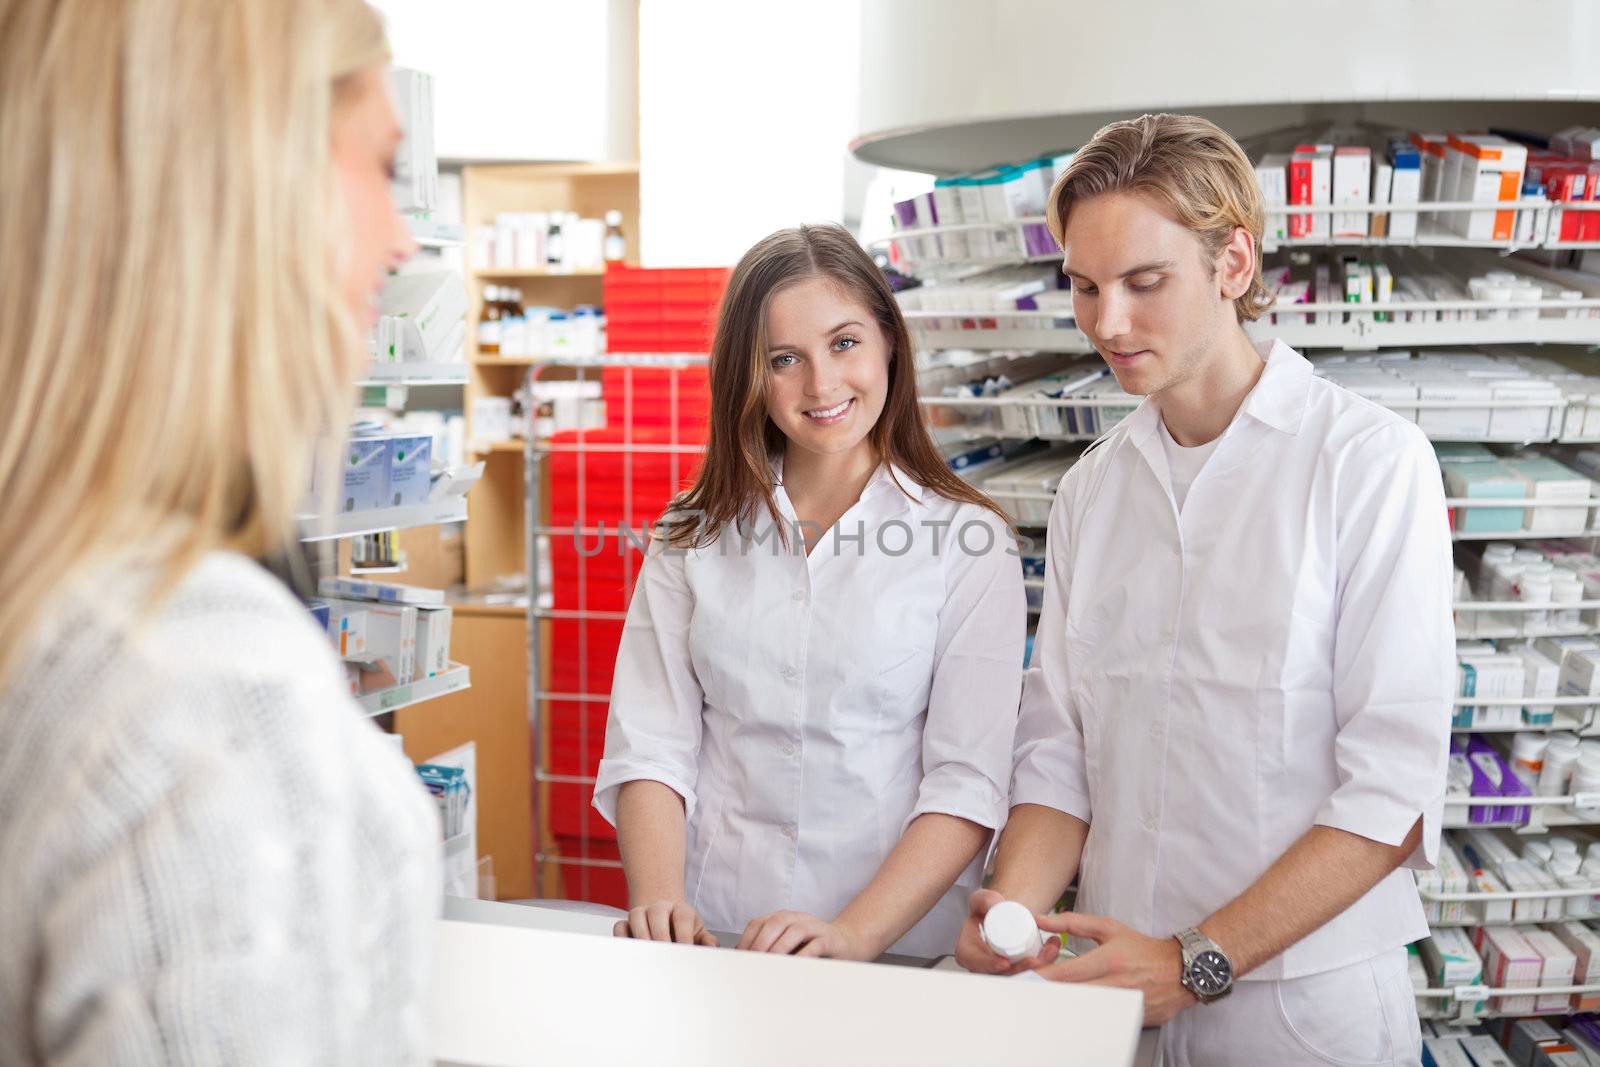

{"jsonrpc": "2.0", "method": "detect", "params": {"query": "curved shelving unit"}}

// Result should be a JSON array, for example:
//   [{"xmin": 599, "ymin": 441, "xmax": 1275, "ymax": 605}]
[{"xmin": 852, "ymin": 0, "xmax": 1600, "ymax": 173}]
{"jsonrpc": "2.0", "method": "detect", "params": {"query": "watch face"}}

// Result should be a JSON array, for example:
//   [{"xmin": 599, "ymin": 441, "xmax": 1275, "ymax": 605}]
[{"xmin": 1189, "ymin": 950, "xmax": 1232, "ymax": 995}]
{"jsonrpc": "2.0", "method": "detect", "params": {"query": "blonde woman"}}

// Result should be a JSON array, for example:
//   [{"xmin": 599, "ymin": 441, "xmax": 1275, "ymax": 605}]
[{"xmin": 0, "ymin": 1, "xmax": 438, "ymax": 1062}]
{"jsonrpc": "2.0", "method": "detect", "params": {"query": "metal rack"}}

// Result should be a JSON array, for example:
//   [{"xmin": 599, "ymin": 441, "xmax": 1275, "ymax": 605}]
[{"xmin": 524, "ymin": 353, "xmax": 709, "ymax": 899}]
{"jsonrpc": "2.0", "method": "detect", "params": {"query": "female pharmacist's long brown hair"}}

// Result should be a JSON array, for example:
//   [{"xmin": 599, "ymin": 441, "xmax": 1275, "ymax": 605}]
[{"xmin": 665, "ymin": 223, "xmax": 1009, "ymax": 549}]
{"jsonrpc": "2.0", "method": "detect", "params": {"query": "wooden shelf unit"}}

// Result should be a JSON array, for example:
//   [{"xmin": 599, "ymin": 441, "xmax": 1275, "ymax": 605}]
[{"xmin": 461, "ymin": 162, "xmax": 640, "ymax": 588}]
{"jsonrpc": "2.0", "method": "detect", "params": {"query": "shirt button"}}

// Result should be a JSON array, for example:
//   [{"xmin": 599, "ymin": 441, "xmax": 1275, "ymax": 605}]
[
  {"xmin": 1148, "ymin": 722, "xmax": 1164, "ymax": 741},
  {"xmin": 782, "ymin": 824, "xmax": 796, "ymax": 839},
  {"xmin": 1143, "ymin": 814, "xmax": 1158, "ymax": 832},
  {"xmin": 791, "ymin": 589, "xmax": 805, "ymax": 602},
  {"xmin": 780, "ymin": 665, "xmax": 797, "ymax": 680},
  {"xmin": 781, "ymin": 740, "xmax": 796, "ymax": 756}
]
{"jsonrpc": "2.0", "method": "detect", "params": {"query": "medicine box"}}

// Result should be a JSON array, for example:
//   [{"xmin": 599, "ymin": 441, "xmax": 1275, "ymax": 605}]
[
  {"xmin": 386, "ymin": 434, "xmax": 432, "ymax": 508},
  {"xmin": 1522, "ymin": 927, "xmax": 1578, "ymax": 1012},
  {"xmin": 326, "ymin": 602, "xmax": 368, "ymax": 659},
  {"xmin": 1487, "ymin": 383, "xmax": 1562, "ymax": 445},
  {"xmin": 1499, "ymin": 457, "xmax": 1592, "ymax": 533},
  {"xmin": 378, "ymin": 271, "xmax": 467, "ymax": 363},
  {"xmin": 1256, "ymin": 154, "xmax": 1289, "ymax": 242},
  {"xmin": 1461, "ymin": 1036, "xmax": 1517, "ymax": 1067},
  {"xmin": 1523, "ymin": 649, "xmax": 1561, "ymax": 726},
  {"xmin": 340, "ymin": 437, "xmax": 390, "ymax": 513},
  {"xmin": 389, "ymin": 68, "xmax": 436, "ymax": 213},
  {"xmin": 1444, "ymin": 462, "xmax": 1527, "ymax": 534},
  {"xmin": 1389, "ymin": 141, "xmax": 1423, "ymax": 239},
  {"xmin": 1509, "ymin": 1019, "xmax": 1564, "ymax": 1066},
  {"xmin": 1421, "ymin": 383, "xmax": 1494, "ymax": 440},
  {"xmin": 414, "ymin": 605, "xmax": 453, "ymax": 680},
  {"xmin": 322, "ymin": 597, "xmax": 416, "ymax": 691},
  {"xmin": 1446, "ymin": 135, "xmax": 1527, "ymax": 241},
  {"xmin": 1423, "ymin": 927, "xmax": 1484, "ymax": 989},
  {"xmin": 1560, "ymin": 648, "xmax": 1600, "ymax": 698},
  {"xmin": 1333, "ymin": 146, "xmax": 1372, "ymax": 237},
  {"xmin": 1423, "ymin": 1038, "xmax": 1476, "ymax": 1067},
  {"xmin": 1481, "ymin": 926, "xmax": 1543, "ymax": 1014},
  {"xmin": 318, "ymin": 576, "xmax": 446, "ymax": 607},
  {"xmin": 1549, "ymin": 921, "xmax": 1600, "ymax": 1012}
]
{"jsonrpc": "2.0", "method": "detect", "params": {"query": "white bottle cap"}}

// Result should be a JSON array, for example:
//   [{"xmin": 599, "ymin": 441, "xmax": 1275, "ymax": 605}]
[
  {"xmin": 605, "ymin": 209, "xmax": 623, "ymax": 225},
  {"xmin": 1514, "ymin": 549, "xmax": 1547, "ymax": 563},
  {"xmin": 981, "ymin": 900, "xmax": 1045, "ymax": 964},
  {"xmin": 1527, "ymin": 840, "xmax": 1555, "ymax": 863}
]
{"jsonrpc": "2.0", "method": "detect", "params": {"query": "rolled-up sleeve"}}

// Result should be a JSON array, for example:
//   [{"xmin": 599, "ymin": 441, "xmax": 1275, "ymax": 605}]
[
  {"xmin": 592, "ymin": 536, "xmax": 705, "ymax": 827},
  {"xmin": 1314, "ymin": 421, "xmax": 1453, "ymax": 870},
  {"xmin": 907, "ymin": 506, "xmax": 1027, "ymax": 883},
  {"xmin": 1010, "ymin": 479, "xmax": 1093, "ymax": 824}
]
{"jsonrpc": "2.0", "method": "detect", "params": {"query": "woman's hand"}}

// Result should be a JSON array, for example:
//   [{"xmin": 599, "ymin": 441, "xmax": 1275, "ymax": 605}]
[
  {"xmin": 735, "ymin": 910, "xmax": 873, "ymax": 960},
  {"xmin": 613, "ymin": 899, "xmax": 719, "ymax": 946}
]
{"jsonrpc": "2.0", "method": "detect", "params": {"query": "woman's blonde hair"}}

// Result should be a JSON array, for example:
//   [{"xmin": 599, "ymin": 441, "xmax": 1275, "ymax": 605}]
[
  {"xmin": 1045, "ymin": 113, "xmax": 1274, "ymax": 323},
  {"xmin": 0, "ymin": 0, "xmax": 388, "ymax": 685}
]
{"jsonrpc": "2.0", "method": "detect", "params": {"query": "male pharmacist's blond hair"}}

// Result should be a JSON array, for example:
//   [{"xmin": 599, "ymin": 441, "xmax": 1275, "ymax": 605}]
[
  {"xmin": 1046, "ymin": 113, "xmax": 1274, "ymax": 323},
  {"xmin": 0, "ymin": 0, "xmax": 388, "ymax": 686}
]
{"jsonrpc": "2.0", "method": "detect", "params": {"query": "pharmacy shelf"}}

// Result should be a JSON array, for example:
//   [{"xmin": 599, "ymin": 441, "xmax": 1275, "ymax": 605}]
[
  {"xmin": 406, "ymin": 215, "xmax": 466, "ymax": 248},
  {"xmin": 473, "ymin": 267, "xmax": 606, "ymax": 280},
  {"xmin": 358, "ymin": 361, "xmax": 470, "ymax": 387},
  {"xmin": 357, "ymin": 663, "xmax": 471, "ymax": 718},
  {"xmin": 443, "ymin": 829, "xmax": 475, "ymax": 860},
  {"xmin": 906, "ymin": 314, "xmax": 1600, "ymax": 354},
  {"xmin": 299, "ymin": 498, "xmax": 469, "ymax": 542},
  {"xmin": 1454, "ymin": 529, "xmax": 1597, "ymax": 542}
]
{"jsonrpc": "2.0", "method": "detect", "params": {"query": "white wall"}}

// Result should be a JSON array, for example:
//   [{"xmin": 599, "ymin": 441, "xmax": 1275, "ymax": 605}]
[
  {"xmin": 373, "ymin": 0, "xmax": 636, "ymax": 162},
  {"xmin": 637, "ymin": 0, "xmax": 862, "ymax": 267}
]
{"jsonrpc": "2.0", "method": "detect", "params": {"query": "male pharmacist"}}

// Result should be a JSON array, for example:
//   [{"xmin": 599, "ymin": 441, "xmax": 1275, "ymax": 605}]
[{"xmin": 956, "ymin": 114, "xmax": 1452, "ymax": 1066}]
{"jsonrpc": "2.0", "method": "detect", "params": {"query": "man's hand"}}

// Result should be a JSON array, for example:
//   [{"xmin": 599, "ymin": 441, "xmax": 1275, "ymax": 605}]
[
  {"xmin": 735, "ymin": 910, "xmax": 873, "ymax": 960},
  {"xmin": 954, "ymin": 889, "xmax": 1063, "ymax": 974},
  {"xmin": 1036, "ymin": 912, "xmax": 1197, "ymax": 1026},
  {"xmin": 613, "ymin": 899, "xmax": 719, "ymax": 946}
]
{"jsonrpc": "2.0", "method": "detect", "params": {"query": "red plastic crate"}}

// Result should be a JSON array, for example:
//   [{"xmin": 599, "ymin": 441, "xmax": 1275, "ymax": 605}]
[
  {"xmin": 548, "ymin": 539, "xmax": 643, "ymax": 612},
  {"xmin": 604, "ymin": 263, "xmax": 730, "ymax": 353},
  {"xmin": 549, "ymin": 779, "xmax": 609, "ymax": 839},
  {"xmin": 548, "ymin": 618, "xmax": 625, "ymax": 695},
  {"xmin": 548, "ymin": 699, "xmax": 609, "ymax": 777},
  {"xmin": 554, "ymin": 834, "xmax": 628, "ymax": 907}
]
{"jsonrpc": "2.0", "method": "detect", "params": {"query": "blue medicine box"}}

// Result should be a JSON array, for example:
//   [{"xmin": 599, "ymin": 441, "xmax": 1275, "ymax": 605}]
[
  {"xmin": 341, "ymin": 437, "xmax": 390, "ymax": 513},
  {"xmin": 387, "ymin": 435, "xmax": 433, "ymax": 508}
]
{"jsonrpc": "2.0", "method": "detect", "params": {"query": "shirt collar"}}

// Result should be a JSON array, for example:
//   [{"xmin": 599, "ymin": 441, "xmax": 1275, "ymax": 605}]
[
  {"xmin": 1123, "ymin": 336, "xmax": 1309, "ymax": 449},
  {"xmin": 1238, "ymin": 337, "xmax": 1312, "ymax": 437},
  {"xmin": 771, "ymin": 454, "xmax": 925, "ymax": 506}
]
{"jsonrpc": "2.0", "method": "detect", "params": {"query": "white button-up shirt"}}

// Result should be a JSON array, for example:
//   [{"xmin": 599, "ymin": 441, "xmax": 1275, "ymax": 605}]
[
  {"xmin": 1013, "ymin": 339, "xmax": 1453, "ymax": 980},
  {"xmin": 595, "ymin": 462, "xmax": 1025, "ymax": 957}
]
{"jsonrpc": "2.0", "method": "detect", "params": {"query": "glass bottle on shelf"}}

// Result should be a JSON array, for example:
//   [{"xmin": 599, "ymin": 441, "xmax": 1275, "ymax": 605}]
[
  {"xmin": 478, "ymin": 283, "xmax": 503, "ymax": 356},
  {"xmin": 604, "ymin": 210, "xmax": 626, "ymax": 262}
]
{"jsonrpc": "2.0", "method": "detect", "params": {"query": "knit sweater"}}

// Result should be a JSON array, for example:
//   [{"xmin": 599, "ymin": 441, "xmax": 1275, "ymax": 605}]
[{"xmin": 0, "ymin": 552, "xmax": 440, "ymax": 1066}]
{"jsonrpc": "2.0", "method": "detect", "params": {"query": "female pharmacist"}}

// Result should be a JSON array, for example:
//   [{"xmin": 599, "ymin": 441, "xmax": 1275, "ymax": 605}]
[
  {"xmin": 0, "ymin": 2, "xmax": 439, "ymax": 1062},
  {"xmin": 593, "ymin": 224, "xmax": 1026, "ymax": 959}
]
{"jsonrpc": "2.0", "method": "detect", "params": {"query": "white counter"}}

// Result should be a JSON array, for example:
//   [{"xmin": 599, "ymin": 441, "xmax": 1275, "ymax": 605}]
[{"xmin": 432, "ymin": 897, "xmax": 1152, "ymax": 1066}]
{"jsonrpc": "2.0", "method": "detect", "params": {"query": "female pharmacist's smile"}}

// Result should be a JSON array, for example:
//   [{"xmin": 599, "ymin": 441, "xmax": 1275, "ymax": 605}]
[
  {"xmin": 1062, "ymin": 189, "xmax": 1230, "ymax": 398},
  {"xmin": 763, "ymin": 276, "xmax": 889, "ymax": 458}
]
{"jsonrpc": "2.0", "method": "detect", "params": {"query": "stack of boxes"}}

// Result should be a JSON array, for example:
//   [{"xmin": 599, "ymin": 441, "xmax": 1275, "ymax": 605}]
[
  {"xmin": 315, "ymin": 577, "xmax": 453, "ymax": 696},
  {"xmin": 313, "ymin": 432, "xmax": 435, "ymax": 515}
]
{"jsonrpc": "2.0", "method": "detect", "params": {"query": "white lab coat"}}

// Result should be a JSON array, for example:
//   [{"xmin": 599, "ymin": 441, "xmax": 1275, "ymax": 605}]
[
  {"xmin": 1013, "ymin": 339, "xmax": 1454, "ymax": 980},
  {"xmin": 594, "ymin": 462, "xmax": 1026, "ymax": 957}
]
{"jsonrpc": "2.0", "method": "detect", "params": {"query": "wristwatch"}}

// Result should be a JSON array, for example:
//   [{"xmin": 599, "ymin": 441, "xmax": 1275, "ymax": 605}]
[{"xmin": 1174, "ymin": 928, "xmax": 1234, "ymax": 1003}]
